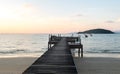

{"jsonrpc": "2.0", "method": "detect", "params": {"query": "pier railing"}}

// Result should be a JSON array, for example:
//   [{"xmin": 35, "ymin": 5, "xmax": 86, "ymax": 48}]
[{"xmin": 48, "ymin": 34, "xmax": 83, "ymax": 58}]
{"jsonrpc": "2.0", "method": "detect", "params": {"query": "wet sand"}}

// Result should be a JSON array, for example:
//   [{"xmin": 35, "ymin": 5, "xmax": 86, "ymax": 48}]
[
  {"xmin": 74, "ymin": 57, "xmax": 120, "ymax": 74},
  {"xmin": 0, "ymin": 57, "xmax": 38, "ymax": 74}
]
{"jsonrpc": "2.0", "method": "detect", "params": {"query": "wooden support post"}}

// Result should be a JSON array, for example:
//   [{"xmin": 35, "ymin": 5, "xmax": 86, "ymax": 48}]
[
  {"xmin": 78, "ymin": 48, "xmax": 80, "ymax": 57},
  {"xmin": 78, "ymin": 48, "xmax": 80, "ymax": 53},
  {"xmin": 81, "ymin": 45, "xmax": 83, "ymax": 58}
]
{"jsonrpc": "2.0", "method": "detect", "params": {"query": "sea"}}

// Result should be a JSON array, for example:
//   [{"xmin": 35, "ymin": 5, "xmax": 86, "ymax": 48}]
[{"xmin": 0, "ymin": 33, "xmax": 120, "ymax": 58}]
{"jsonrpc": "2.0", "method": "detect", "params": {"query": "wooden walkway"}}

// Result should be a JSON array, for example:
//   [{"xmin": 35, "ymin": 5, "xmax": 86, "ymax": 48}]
[{"xmin": 23, "ymin": 38, "xmax": 78, "ymax": 74}]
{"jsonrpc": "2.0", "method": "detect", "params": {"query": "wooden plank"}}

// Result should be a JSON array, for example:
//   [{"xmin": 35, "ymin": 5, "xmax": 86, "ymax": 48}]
[{"xmin": 22, "ymin": 38, "xmax": 77, "ymax": 74}]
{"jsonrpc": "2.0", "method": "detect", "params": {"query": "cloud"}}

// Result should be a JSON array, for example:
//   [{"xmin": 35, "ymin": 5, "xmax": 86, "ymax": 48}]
[
  {"xmin": 105, "ymin": 20, "xmax": 115, "ymax": 23},
  {"xmin": 70, "ymin": 14, "xmax": 84, "ymax": 18},
  {"xmin": 76, "ymin": 14, "xmax": 83, "ymax": 17},
  {"xmin": 106, "ymin": 18, "xmax": 120, "ymax": 23},
  {"xmin": 104, "ymin": 18, "xmax": 120, "ymax": 23}
]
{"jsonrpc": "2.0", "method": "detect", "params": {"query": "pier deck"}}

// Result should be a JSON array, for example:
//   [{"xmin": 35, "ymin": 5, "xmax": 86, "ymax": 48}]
[{"xmin": 23, "ymin": 38, "xmax": 78, "ymax": 74}]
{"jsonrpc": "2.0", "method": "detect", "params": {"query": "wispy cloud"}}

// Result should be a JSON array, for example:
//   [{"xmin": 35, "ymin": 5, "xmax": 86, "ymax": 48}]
[
  {"xmin": 70, "ymin": 14, "xmax": 84, "ymax": 18},
  {"xmin": 75, "ymin": 14, "xmax": 83, "ymax": 17},
  {"xmin": 104, "ymin": 18, "xmax": 120, "ymax": 23},
  {"xmin": 105, "ymin": 20, "xmax": 115, "ymax": 23}
]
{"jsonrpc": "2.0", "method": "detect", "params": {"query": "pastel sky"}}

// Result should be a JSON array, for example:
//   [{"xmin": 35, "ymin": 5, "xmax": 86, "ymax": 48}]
[{"xmin": 0, "ymin": 0, "xmax": 120, "ymax": 33}]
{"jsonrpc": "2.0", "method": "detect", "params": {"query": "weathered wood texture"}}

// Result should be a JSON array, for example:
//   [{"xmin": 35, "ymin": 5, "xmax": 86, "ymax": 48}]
[{"xmin": 23, "ymin": 38, "xmax": 77, "ymax": 74}]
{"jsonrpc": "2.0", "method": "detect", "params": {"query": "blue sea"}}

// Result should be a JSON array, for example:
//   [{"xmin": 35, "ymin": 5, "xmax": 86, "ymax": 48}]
[{"xmin": 0, "ymin": 34, "xmax": 120, "ymax": 58}]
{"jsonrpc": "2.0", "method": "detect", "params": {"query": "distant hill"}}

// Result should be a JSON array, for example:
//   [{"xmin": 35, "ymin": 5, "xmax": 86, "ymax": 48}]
[{"xmin": 78, "ymin": 28, "xmax": 114, "ymax": 34}]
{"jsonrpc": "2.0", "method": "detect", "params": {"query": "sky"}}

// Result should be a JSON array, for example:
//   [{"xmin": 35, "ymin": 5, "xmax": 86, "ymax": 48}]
[{"xmin": 0, "ymin": 0, "xmax": 120, "ymax": 33}]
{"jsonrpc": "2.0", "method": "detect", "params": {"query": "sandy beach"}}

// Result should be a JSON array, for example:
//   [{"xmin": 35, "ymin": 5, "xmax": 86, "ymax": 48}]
[
  {"xmin": 74, "ymin": 57, "xmax": 120, "ymax": 74},
  {"xmin": 1, "ymin": 55, "xmax": 120, "ymax": 74},
  {"xmin": 0, "ymin": 57, "xmax": 38, "ymax": 74}
]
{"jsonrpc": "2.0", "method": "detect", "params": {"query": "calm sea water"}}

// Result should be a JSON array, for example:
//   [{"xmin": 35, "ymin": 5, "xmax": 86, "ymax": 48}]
[
  {"xmin": 0, "ymin": 34, "xmax": 120, "ymax": 58},
  {"xmin": 0, "ymin": 34, "xmax": 48, "ymax": 58},
  {"xmin": 77, "ymin": 34, "xmax": 120, "ymax": 58}
]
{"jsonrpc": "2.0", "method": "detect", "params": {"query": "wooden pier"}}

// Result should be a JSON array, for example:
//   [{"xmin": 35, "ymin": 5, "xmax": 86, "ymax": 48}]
[{"xmin": 23, "ymin": 35, "xmax": 83, "ymax": 74}]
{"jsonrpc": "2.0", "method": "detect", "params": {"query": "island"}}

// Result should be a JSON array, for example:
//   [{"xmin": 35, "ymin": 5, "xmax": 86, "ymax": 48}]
[{"xmin": 78, "ymin": 28, "xmax": 114, "ymax": 34}]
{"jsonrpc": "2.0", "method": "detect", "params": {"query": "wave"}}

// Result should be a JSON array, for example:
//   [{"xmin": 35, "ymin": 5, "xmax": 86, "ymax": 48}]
[
  {"xmin": 0, "ymin": 49, "xmax": 26, "ymax": 54},
  {"xmin": 0, "ymin": 48, "xmax": 47, "ymax": 54},
  {"xmin": 86, "ymin": 50, "xmax": 120, "ymax": 54}
]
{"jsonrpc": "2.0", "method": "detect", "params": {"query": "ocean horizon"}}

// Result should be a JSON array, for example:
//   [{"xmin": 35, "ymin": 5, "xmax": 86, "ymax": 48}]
[{"xmin": 0, "ymin": 33, "xmax": 120, "ymax": 58}]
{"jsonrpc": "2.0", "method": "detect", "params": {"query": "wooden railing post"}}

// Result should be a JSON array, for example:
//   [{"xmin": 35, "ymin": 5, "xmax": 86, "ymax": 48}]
[{"xmin": 81, "ymin": 44, "xmax": 83, "ymax": 58}]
